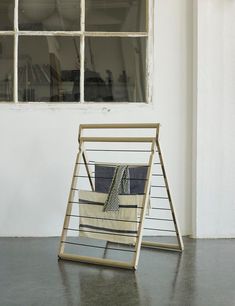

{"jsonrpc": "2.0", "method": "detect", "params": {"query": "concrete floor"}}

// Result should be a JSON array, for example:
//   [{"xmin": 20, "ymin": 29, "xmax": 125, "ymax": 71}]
[{"xmin": 0, "ymin": 237, "xmax": 235, "ymax": 306}]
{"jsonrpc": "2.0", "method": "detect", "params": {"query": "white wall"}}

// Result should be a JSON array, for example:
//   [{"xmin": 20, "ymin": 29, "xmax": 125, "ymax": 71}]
[
  {"xmin": 0, "ymin": 0, "xmax": 193, "ymax": 237},
  {"xmin": 194, "ymin": 0, "xmax": 235, "ymax": 238}
]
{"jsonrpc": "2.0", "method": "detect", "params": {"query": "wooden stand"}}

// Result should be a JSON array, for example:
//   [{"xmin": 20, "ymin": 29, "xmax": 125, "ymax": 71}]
[{"xmin": 58, "ymin": 123, "xmax": 184, "ymax": 270}]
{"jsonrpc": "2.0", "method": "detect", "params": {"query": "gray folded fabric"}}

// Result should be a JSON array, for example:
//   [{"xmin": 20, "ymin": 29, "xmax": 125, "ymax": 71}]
[
  {"xmin": 103, "ymin": 165, "xmax": 130, "ymax": 212},
  {"xmin": 95, "ymin": 164, "xmax": 148, "ymax": 194},
  {"xmin": 95, "ymin": 164, "xmax": 151, "ymax": 215}
]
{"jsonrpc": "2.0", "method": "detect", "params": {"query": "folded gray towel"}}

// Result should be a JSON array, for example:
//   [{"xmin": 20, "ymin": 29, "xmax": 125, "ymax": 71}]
[{"xmin": 103, "ymin": 165, "xmax": 130, "ymax": 212}]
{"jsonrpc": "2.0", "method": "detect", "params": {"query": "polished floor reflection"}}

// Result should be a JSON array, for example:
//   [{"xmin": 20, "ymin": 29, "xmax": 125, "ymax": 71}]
[{"xmin": 0, "ymin": 237, "xmax": 235, "ymax": 306}]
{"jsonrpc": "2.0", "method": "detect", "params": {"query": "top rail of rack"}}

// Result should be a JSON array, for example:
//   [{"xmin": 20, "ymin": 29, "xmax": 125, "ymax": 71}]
[
  {"xmin": 78, "ymin": 123, "xmax": 160, "ymax": 143},
  {"xmin": 79, "ymin": 123, "xmax": 160, "ymax": 130}
]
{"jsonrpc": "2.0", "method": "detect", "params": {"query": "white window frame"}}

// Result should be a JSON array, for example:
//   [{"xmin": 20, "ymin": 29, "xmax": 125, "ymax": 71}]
[{"xmin": 0, "ymin": 0, "xmax": 154, "ymax": 106}]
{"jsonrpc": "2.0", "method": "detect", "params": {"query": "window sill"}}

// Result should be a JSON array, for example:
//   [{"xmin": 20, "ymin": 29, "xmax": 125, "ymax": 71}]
[{"xmin": 0, "ymin": 101, "xmax": 153, "ymax": 111}]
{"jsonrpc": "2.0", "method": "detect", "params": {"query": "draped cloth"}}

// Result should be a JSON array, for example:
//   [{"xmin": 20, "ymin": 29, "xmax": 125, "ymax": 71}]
[
  {"xmin": 103, "ymin": 165, "xmax": 130, "ymax": 212},
  {"xmin": 79, "ymin": 190, "xmax": 143, "ymax": 244}
]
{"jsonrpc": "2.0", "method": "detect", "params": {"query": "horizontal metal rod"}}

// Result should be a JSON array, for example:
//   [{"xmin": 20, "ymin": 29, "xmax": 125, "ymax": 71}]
[
  {"xmin": 88, "ymin": 162, "xmax": 149, "ymax": 167},
  {"xmin": 62, "ymin": 241, "xmax": 135, "ymax": 253},
  {"xmin": 141, "ymin": 241, "xmax": 181, "ymax": 252},
  {"xmin": 76, "ymin": 162, "xmax": 96, "ymax": 166},
  {"xmin": 144, "ymin": 228, "xmax": 176, "ymax": 232},
  {"xmin": 69, "ymin": 201, "xmax": 169, "ymax": 211},
  {"xmin": 76, "ymin": 162, "xmax": 150, "ymax": 167},
  {"xmin": 152, "ymin": 174, "xmax": 163, "ymax": 177},
  {"xmin": 67, "ymin": 214, "xmax": 140, "ymax": 223},
  {"xmin": 64, "ymin": 228, "xmax": 138, "ymax": 238},
  {"xmin": 145, "ymin": 217, "xmax": 173, "ymax": 221},
  {"xmin": 150, "ymin": 207, "xmax": 171, "ymax": 211},
  {"xmin": 74, "ymin": 175, "xmax": 147, "ymax": 181},
  {"xmin": 80, "ymin": 137, "xmax": 156, "ymax": 143},
  {"xmin": 86, "ymin": 149, "xmax": 153, "ymax": 153},
  {"xmin": 90, "ymin": 160, "xmax": 148, "ymax": 165},
  {"xmin": 151, "ymin": 196, "xmax": 168, "ymax": 199},
  {"xmin": 69, "ymin": 201, "xmax": 144, "ymax": 209},
  {"xmin": 151, "ymin": 185, "xmax": 166, "ymax": 188},
  {"xmin": 154, "ymin": 163, "xmax": 161, "ymax": 165},
  {"xmin": 68, "ymin": 213, "xmax": 172, "ymax": 222}
]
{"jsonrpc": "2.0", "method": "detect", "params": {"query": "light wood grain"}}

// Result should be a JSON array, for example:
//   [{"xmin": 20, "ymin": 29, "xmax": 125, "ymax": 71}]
[{"xmin": 58, "ymin": 253, "xmax": 135, "ymax": 270}]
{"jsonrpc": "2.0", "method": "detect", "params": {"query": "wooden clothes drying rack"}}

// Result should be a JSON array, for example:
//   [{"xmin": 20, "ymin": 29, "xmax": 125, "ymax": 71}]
[{"xmin": 58, "ymin": 123, "xmax": 184, "ymax": 270}]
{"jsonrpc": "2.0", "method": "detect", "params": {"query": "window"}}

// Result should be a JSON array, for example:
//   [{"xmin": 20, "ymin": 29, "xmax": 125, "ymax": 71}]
[{"xmin": 0, "ymin": 0, "xmax": 152, "ymax": 104}]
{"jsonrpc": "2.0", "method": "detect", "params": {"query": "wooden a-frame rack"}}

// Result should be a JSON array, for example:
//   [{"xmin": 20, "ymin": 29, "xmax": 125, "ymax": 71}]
[{"xmin": 58, "ymin": 123, "xmax": 184, "ymax": 270}]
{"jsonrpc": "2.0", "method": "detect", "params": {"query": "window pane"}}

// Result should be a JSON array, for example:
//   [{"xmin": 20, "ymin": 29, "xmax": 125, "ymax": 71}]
[
  {"xmin": 84, "ymin": 37, "xmax": 146, "ymax": 102},
  {"xmin": 19, "ymin": 0, "xmax": 80, "ymax": 31},
  {"xmin": 18, "ymin": 36, "xmax": 80, "ymax": 102},
  {"xmin": 0, "ymin": 36, "xmax": 14, "ymax": 102},
  {"xmin": 0, "ymin": 0, "xmax": 14, "ymax": 30},
  {"xmin": 85, "ymin": 0, "xmax": 147, "ymax": 32}
]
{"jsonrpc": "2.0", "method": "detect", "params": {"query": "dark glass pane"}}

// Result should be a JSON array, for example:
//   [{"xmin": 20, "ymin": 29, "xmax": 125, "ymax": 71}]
[
  {"xmin": 86, "ymin": 0, "xmax": 146, "ymax": 32},
  {"xmin": 18, "ymin": 36, "xmax": 80, "ymax": 102},
  {"xmin": 0, "ymin": 0, "xmax": 14, "ymax": 30},
  {"xmin": 0, "ymin": 36, "xmax": 14, "ymax": 102},
  {"xmin": 19, "ymin": 0, "xmax": 80, "ymax": 31},
  {"xmin": 84, "ymin": 37, "xmax": 146, "ymax": 102}
]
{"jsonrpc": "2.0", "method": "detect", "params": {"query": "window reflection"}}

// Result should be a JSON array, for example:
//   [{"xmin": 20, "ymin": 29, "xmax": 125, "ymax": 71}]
[
  {"xmin": 86, "ymin": 0, "xmax": 146, "ymax": 32},
  {"xmin": 0, "ymin": 36, "xmax": 14, "ymax": 102},
  {"xmin": 84, "ymin": 37, "xmax": 146, "ymax": 102},
  {"xmin": 19, "ymin": 0, "xmax": 80, "ymax": 31},
  {"xmin": 0, "ymin": 0, "xmax": 14, "ymax": 30},
  {"xmin": 18, "ymin": 36, "xmax": 80, "ymax": 102}
]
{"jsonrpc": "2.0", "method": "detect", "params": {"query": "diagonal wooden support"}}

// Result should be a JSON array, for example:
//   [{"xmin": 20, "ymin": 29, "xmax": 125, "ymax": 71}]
[
  {"xmin": 141, "ymin": 139, "xmax": 184, "ymax": 252},
  {"xmin": 132, "ymin": 140, "xmax": 156, "ymax": 269}
]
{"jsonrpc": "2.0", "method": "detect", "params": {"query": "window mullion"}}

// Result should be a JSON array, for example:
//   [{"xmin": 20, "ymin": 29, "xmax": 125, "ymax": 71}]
[
  {"xmin": 146, "ymin": 0, "xmax": 154, "ymax": 104},
  {"xmin": 84, "ymin": 32, "xmax": 148, "ymax": 37},
  {"xmin": 0, "ymin": 31, "xmax": 15, "ymax": 35},
  {"xmin": 18, "ymin": 31, "xmax": 82, "ymax": 36},
  {"xmin": 14, "ymin": 0, "xmax": 19, "ymax": 104},
  {"xmin": 9, "ymin": 0, "xmax": 151, "ymax": 105},
  {"xmin": 80, "ymin": 0, "xmax": 85, "ymax": 103}
]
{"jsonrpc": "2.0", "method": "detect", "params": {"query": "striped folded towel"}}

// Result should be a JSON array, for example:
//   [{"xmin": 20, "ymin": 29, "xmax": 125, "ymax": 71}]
[{"xmin": 79, "ymin": 190, "xmax": 144, "ymax": 244}]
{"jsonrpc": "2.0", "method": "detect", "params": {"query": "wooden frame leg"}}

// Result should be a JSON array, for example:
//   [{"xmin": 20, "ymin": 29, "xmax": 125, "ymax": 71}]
[
  {"xmin": 132, "ymin": 141, "xmax": 156, "ymax": 269},
  {"xmin": 141, "ymin": 139, "xmax": 184, "ymax": 252}
]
